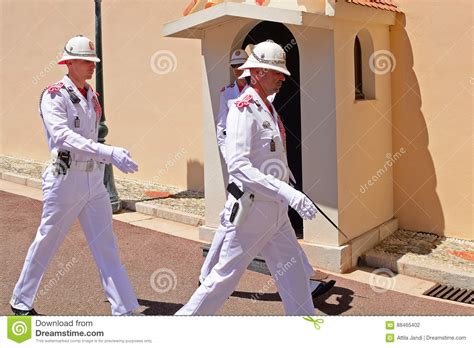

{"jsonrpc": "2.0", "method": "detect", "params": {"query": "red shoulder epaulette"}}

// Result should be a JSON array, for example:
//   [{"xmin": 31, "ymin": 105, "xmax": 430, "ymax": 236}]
[
  {"xmin": 47, "ymin": 82, "xmax": 64, "ymax": 93},
  {"xmin": 235, "ymin": 94, "xmax": 253, "ymax": 108}
]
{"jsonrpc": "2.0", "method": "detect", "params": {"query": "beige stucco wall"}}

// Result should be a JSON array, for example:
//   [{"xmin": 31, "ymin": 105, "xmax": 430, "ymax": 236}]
[
  {"xmin": 391, "ymin": 0, "xmax": 473, "ymax": 240},
  {"xmin": 334, "ymin": 19, "xmax": 394, "ymax": 243},
  {"xmin": 0, "ymin": 0, "xmax": 204, "ymax": 191}
]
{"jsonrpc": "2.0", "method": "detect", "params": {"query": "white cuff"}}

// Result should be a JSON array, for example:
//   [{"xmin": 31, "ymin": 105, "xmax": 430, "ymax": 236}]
[{"xmin": 97, "ymin": 144, "xmax": 114, "ymax": 164}]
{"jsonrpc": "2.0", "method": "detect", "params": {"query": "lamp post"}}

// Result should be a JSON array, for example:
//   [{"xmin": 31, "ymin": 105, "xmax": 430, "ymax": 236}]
[{"xmin": 95, "ymin": 0, "xmax": 122, "ymax": 213}]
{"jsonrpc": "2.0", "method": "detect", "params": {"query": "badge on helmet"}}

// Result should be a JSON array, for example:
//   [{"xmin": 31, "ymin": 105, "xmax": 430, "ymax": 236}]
[{"xmin": 230, "ymin": 49, "xmax": 248, "ymax": 65}]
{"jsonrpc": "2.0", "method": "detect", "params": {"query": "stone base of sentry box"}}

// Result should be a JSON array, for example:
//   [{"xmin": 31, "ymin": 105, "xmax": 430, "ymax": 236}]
[{"xmin": 302, "ymin": 218, "xmax": 399, "ymax": 273}]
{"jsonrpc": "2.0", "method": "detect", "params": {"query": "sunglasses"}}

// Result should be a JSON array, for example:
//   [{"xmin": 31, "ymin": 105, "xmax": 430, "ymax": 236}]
[{"xmin": 231, "ymin": 64, "xmax": 243, "ymax": 69}]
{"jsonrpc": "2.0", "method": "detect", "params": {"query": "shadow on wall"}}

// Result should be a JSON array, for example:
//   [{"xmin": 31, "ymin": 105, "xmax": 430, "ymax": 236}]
[
  {"xmin": 187, "ymin": 159, "xmax": 204, "ymax": 192},
  {"xmin": 391, "ymin": 14, "xmax": 444, "ymax": 235}
]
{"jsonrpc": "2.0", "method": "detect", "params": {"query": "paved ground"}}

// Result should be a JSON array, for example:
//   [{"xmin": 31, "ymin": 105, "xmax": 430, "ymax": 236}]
[{"xmin": 1, "ymin": 190, "xmax": 473, "ymax": 316}]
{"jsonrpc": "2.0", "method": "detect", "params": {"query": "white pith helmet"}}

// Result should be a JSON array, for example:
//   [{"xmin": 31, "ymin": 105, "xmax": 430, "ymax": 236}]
[
  {"xmin": 57, "ymin": 35, "xmax": 100, "ymax": 65},
  {"xmin": 238, "ymin": 40, "xmax": 290, "ymax": 76},
  {"xmin": 229, "ymin": 49, "xmax": 248, "ymax": 65}
]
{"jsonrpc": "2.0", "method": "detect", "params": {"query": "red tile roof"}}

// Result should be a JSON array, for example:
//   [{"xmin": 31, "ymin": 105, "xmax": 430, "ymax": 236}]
[{"xmin": 344, "ymin": 0, "xmax": 402, "ymax": 13}]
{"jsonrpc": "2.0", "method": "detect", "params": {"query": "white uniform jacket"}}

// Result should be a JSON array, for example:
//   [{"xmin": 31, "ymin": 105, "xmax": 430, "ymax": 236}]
[
  {"xmin": 40, "ymin": 75, "xmax": 113, "ymax": 163},
  {"xmin": 225, "ymin": 86, "xmax": 291, "ymax": 202},
  {"xmin": 216, "ymin": 81, "xmax": 277, "ymax": 163}
]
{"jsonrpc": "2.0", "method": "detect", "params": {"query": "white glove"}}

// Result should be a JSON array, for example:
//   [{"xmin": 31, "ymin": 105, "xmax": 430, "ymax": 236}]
[
  {"xmin": 278, "ymin": 182, "xmax": 317, "ymax": 220},
  {"xmin": 111, "ymin": 147, "xmax": 138, "ymax": 174}
]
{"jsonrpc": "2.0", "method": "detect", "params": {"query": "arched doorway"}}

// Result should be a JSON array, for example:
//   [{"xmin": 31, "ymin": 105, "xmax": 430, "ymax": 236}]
[{"xmin": 242, "ymin": 21, "xmax": 303, "ymax": 238}]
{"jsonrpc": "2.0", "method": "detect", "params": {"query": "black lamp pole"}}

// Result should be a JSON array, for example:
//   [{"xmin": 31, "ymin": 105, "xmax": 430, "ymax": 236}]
[{"xmin": 95, "ymin": 0, "xmax": 122, "ymax": 213}]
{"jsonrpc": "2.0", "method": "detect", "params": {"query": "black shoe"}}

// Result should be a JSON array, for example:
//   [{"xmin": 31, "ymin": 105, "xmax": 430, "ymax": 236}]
[
  {"xmin": 311, "ymin": 280, "xmax": 336, "ymax": 298},
  {"xmin": 11, "ymin": 305, "xmax": 38, "ymax": 316}
]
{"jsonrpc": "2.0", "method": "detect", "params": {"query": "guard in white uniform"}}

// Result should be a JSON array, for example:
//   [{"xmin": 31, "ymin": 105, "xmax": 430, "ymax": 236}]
[
  {"xmin": 177, "ymin": 41, "xmax": 318, "ymax": 315},
  {"xmin": 10, "ymin": 35, "xmax": 140, "ymax": 316},
  {"xmin": 200, "ymin": 50, "xmax": 335, "ymax": 298},
  {"xmin": 201, "ymin": 55, "xmax": 275, "ymax": 285},
  {"xmin": 215, "ymin": 49, "xmax": 249, "ymax": 162}
]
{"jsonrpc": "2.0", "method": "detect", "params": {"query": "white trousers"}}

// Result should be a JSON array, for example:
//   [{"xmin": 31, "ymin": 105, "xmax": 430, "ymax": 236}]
[
  {"xmin": 11, "ymin": 166, "xmax": 139, "ymax": 315},
  {"xmin": 199, "ymin": 210, "xmax": 316, "ymax": 281},
  {"xmin": 177, "ymin": 199, "xmax": 316, "ymax": 316}
]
